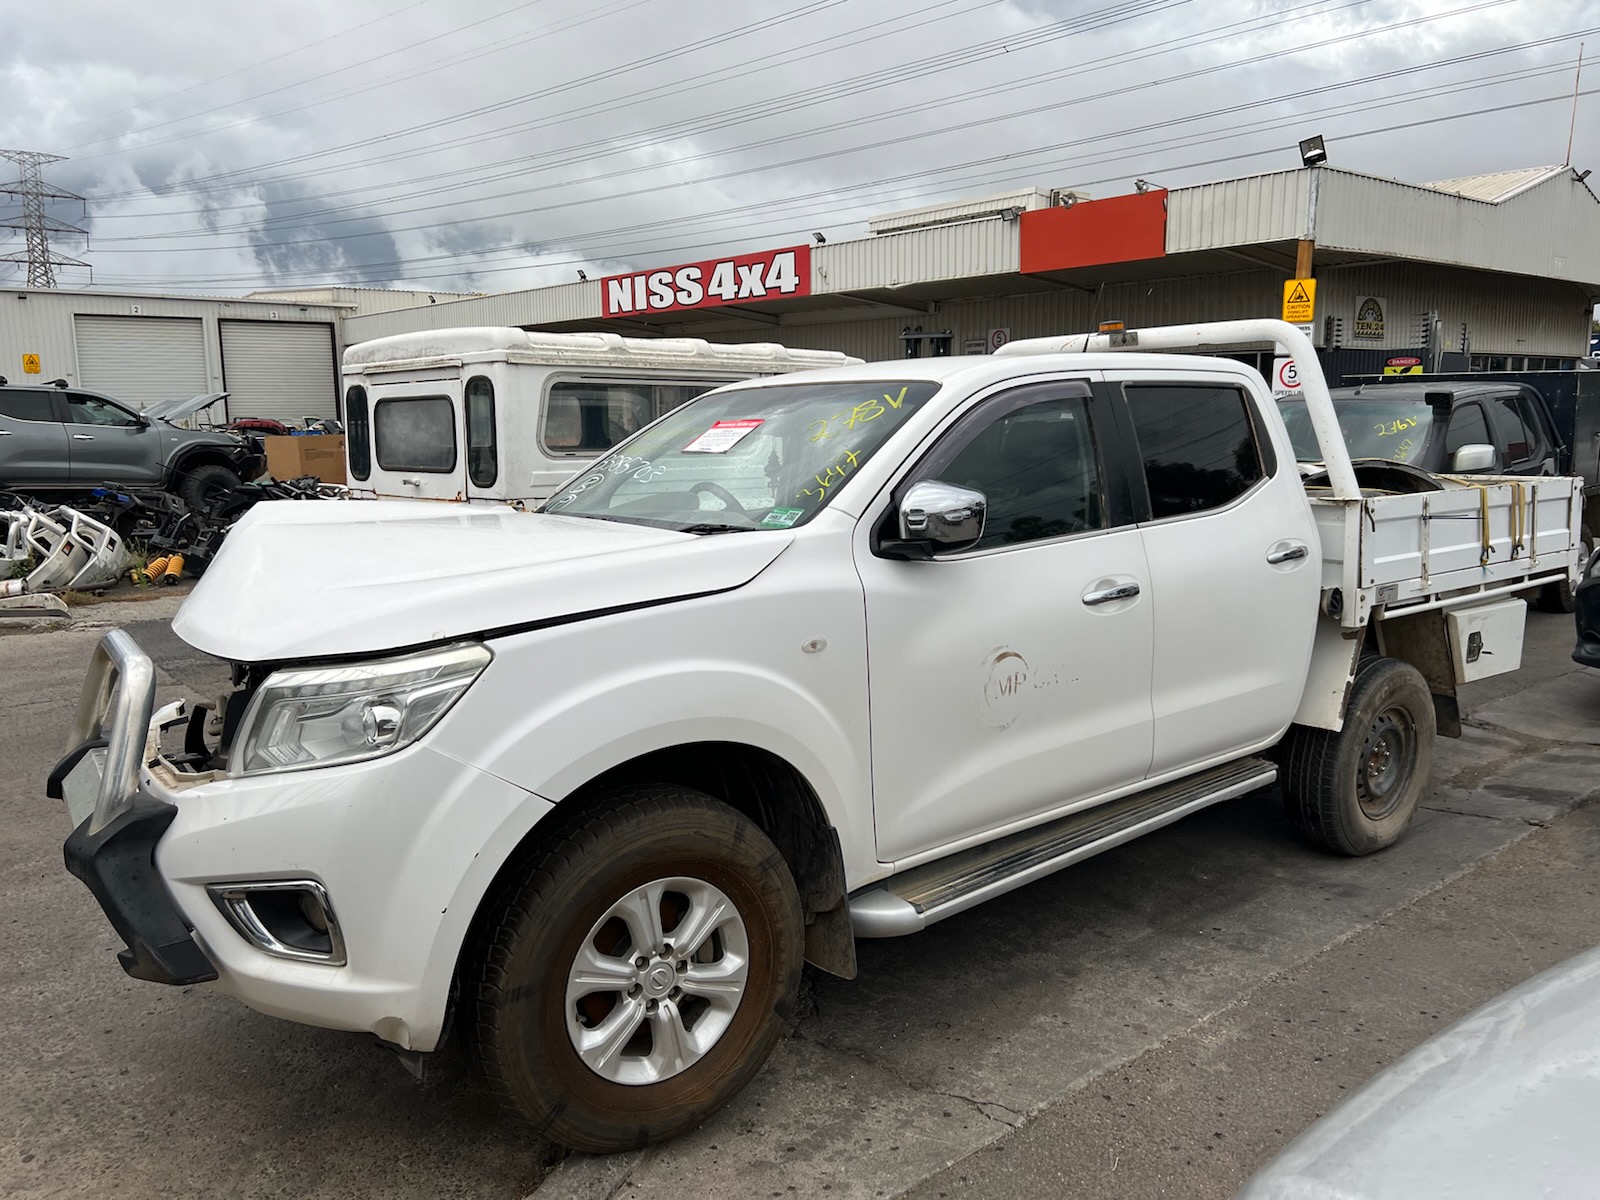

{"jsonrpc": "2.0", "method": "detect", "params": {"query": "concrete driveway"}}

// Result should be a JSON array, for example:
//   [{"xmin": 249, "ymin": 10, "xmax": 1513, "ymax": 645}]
[{"xmin": 3, "ymin": 599, "xmax": 1597, "ymax": 1199}]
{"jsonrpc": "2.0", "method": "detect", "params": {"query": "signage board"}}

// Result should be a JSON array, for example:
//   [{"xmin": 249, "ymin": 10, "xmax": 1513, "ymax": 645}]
[
  {"xmin": 1384, "ymin": 356, "xmax": 1423, "ymax": 376},
  {"xmin": 987, "ymin": 327, "xmax": 1012, "ymax": 352},
  {"xmin": 1281, "ymin": 278, "xmax": 1316, "ymax": 324},
  {"xmin": 21, "ymin": 353, "xmax": 40, "ymax": 374},
  {"xmin": 1271, "ymin": 355, "xmax": 1304, "ymax": 398},
  {"xmin": 602, "ymin": 245, "xmax": 810, "ymax": 318},
  {"xmin": 1354, "ymin": 295, "xmax": 1387, "ymax": 340}
]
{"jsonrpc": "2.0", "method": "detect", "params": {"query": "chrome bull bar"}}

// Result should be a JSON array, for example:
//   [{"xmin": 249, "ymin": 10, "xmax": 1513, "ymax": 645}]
[{"xmin": 66, "ymin": 629, "xmax": 157, "ymax": 835}]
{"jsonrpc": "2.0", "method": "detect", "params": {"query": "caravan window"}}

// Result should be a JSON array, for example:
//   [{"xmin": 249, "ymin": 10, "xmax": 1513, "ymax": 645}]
[
  {"xmin": 374, "ymin": 396, "xmax": 456, "ymax": 472},
  {"xmin": 465, "ymin": 375, "xmax": 497, "ymax": 487},
  {"xmin": 542, "ymin": 378, "xmax": 720, "ymax": 455},
  {"xmin": 346, "ymin": 385, "xmax": 371, "ymax": 480}
]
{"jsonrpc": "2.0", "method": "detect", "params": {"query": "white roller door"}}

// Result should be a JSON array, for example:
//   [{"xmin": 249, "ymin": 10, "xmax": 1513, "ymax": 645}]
[
  {"xmin": 73, "ymin": 315, "xmax": 208, "ymax": 410},
  {"xmin": 221, "ymin": 320, "xmax": 338, "ymax": 424}
]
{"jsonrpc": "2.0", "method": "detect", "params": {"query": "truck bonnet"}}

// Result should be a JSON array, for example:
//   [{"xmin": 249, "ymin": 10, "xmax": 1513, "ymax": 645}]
[{"xmin": 171, "ymin": 500, "xmax": 792, "ymax": 662}]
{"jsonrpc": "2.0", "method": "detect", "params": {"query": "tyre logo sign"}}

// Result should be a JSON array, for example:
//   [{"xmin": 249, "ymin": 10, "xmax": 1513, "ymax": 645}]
[{"xmin": 602, "ymin": 246, "xmax": 811, "ymax": 318}]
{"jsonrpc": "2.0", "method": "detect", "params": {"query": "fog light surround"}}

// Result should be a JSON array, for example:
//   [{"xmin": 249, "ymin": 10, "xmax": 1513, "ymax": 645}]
[{"xmin": 208, "ymin": 879, "xmax": 347, "ymax": 965}]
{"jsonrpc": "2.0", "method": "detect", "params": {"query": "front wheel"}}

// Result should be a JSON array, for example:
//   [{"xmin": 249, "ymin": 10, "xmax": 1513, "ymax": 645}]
[
  {"xmin": 179, "ymin": 463, "xmax": 241, "ymax": 513},
  {"xmin": 468, "ymin": 788, "xmax": 803, "ymax": 1152},
  {"xmin": 1279, "ymin": 656, "xmax": 1436, "ymax": 856}
]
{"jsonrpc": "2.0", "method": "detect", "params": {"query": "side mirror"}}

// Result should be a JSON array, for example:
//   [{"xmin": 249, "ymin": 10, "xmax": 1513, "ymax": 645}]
[
  {"xmin": 895, "ymin": 480, "xmax": 987, "ymax": 550},
  {"xmin": 1450, "ymin": 443, "xmax": 1497, "ymax": 473}
]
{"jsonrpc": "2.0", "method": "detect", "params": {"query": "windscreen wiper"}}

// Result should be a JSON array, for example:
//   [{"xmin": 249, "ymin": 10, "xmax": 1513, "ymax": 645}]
[{"xmin": 677, "ymin": 522, "xmax": 749, "ymax": 535}]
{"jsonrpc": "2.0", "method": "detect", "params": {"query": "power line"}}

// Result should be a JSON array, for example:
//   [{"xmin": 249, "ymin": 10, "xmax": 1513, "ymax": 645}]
[
  {"xmin": 87, "ymin": 70, "xmax": 1592, "ymax": 290},
  {"xmin": 89, "ymin": 0, "xmax": 1541, "ymax": 254}
]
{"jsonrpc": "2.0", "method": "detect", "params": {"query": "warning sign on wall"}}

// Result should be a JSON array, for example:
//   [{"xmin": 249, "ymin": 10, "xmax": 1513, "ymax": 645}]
[
  {"xmin": 1281, "ymin": 278, "xmax": 1316, "ymax": 324},
  {"xmin": 21, "ymin": 353, "xmax": 40, "ymax": 374}
]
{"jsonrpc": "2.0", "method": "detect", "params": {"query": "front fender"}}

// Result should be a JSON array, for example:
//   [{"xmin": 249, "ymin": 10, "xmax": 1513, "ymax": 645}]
[{"xmin": 427, "ymin": 579, "xmax": 876, "ymax": 885}]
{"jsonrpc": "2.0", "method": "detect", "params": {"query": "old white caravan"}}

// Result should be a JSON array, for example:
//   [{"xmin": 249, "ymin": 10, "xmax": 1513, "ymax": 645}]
[{"xmin": 339, "ymin": 327, "xmax": 858, "ymax": 504}]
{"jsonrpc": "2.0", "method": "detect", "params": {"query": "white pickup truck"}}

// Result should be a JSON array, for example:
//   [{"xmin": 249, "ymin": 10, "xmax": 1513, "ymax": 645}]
[{"xmin": 51, "ymin": 321, "xmax": 1582, "ymax": 1152}]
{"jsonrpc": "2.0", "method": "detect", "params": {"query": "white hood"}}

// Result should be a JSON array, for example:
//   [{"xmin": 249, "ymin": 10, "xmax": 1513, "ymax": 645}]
[{"xmin": 172, "ymin": 501, "xmax": 791, "ymax": 662}]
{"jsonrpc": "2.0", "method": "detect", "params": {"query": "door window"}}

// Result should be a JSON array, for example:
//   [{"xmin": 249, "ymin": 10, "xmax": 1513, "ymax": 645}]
[
  {"xmin": 1123, "ymin": 385, "xmax": 1267, "ymax": 519},
  {"xmin": 345, "ymin": 385, "xmax": 371, "ymax": 480},
  {"xmin": 65, "ymin": 392, "xmax": 140, "ymax": 427},
  {"xmin": 914, "ymin": 387, "xmax": 1106, "ymax": 552},
  {"xmin": 0, "ymin": 390, "xmax": 55, "ymax": 422},
  {"xmin": 464, "ymin": 376, "xmax": 498, "ymax": 488},
  {"xmin": 374, "ymin": 396, "xmax": 456, "ymax": 472},
  {"xmin": 1444, "ymin": 403, "xmax": 1490, "ymax": 453},
  {"xmin": 1485, "ymin": 395, "xmax": 1534, "ymax": 466}
]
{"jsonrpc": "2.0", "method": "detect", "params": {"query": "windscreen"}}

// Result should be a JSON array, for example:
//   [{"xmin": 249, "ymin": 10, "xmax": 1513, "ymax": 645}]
[
  {"xmin": 541, "ymin": 379, "xmax": 940, "ymax": 532},
  {"xmin": 1278, "ymin": 396, "xmax": 1435, "ymax": 466}
]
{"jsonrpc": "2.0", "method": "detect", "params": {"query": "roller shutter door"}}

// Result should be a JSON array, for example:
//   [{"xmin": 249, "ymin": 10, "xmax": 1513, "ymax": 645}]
[
  {"xmin": 73, "ymin": 315, "xmax": 207, "ymax": 411},
  {"xmin": 220, "ymin": 320, "xmax": 338, "ymax": 424}
]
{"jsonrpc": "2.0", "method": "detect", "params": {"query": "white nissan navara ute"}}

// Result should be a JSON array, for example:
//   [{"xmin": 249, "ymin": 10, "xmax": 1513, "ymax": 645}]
[{"xmin": 51, "ymin": 322, "xmax": 1582, "ymax": 1151}]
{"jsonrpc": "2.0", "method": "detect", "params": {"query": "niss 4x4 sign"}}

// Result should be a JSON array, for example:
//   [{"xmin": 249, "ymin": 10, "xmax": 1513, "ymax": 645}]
[{"xmin": 602, "ymin": 245, "xmax": 810, "ymax": 317}]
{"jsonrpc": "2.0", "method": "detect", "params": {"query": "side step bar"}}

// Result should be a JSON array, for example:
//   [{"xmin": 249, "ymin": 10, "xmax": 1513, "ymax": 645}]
[{"xmin": 849, "ymin": 757, "xmax": 1276, "ymax": 938}]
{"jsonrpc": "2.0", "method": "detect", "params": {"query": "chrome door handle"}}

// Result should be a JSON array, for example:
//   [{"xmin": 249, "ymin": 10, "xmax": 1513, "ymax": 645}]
[
  {"xmin": 1267, "ymin": 544, "xmax": 1309, "ymax": 564},
  {"xmin": 0, "ymin": 430, "xmax": 11, "ymax": 436},
  {"xmin": 1083, "ymin": 582, "xmax": 1140, "ymax": 606},
  {"xmin": 72, "ymin": 433, "xmax": 95, "ymax": 441}
]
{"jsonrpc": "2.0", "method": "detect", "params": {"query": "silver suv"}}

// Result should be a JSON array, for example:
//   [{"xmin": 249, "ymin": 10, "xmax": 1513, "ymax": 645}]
[{"xmin": 0, "ymin": 381, "xmax": 264, "ymax": 510}]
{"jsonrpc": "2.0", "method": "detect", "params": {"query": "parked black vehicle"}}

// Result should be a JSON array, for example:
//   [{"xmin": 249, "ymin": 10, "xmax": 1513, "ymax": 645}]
[
  {"xmin": 1279, "ymin": 378, "xmax": 1580, "ymax": 610},
  {"xmin": 0, "ymin": 380, "xmax": 264, "ymax": 511},
  {"xmin": 1279, "ymin": 380, "xmax": 1563, "ymax": 477},
  {"xmin": 1574, "ymin": 548, "xmax": 1600, "ymax": 668}
]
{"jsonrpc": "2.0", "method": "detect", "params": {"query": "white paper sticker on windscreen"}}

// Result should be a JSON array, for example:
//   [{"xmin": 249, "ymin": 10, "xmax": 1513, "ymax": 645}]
[{"xmin": 684, "ymin": 419, "xmax": 763, "ymax": 453}]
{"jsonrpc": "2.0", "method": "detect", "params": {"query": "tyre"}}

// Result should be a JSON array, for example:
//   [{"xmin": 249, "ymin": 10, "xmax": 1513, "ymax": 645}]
[
  {"xmin": 179, "ymin": 464, "xmax": 241, "ymax": 512},
  {"xmin": 1279, "ymin": 656, "xmax": 1436, "ymax": 856},
  {"xmin": 1537, "ymin": 533, "xmax": 1591, "ymax": 614},
  {"xmin": 469, "ymin": 788, "xmax": 804, "ymax": 1152}
]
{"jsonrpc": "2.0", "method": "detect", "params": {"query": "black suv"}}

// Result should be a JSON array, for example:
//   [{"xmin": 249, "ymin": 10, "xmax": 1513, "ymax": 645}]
[{"xmin": 0, "ymin": 381, "xmax": 264, "ymax": 509}]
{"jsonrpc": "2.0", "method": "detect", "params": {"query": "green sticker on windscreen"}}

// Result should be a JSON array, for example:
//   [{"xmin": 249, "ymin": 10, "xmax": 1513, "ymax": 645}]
[{"xmin": 762, "ymin": 507, "xmax": 804, "ymax": 528}]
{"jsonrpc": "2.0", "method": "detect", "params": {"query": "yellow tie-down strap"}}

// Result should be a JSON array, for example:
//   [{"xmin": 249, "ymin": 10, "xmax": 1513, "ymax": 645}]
[{"xmin": 1438, "ymin": 478, "xmax": 1530, "ymax": 567}]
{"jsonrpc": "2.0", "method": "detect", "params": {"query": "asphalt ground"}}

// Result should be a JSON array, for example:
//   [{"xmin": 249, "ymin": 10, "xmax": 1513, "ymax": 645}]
[{"xmin": 2, "ymin": 600, "xmax": 1597, "ymax": 1200}]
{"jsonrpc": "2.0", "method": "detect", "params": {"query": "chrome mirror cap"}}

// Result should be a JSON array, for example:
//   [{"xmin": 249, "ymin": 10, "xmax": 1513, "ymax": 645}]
[
  {"xmin": 900, "ymin": 480, "xmax": 987, "ymax": 549},
  {"xmin": 1451, "ymin": 443, "xmax": 1497, "ymax": 473}
]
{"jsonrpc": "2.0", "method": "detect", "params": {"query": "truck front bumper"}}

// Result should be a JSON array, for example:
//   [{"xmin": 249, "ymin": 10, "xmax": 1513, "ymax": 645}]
[{"xmin": 52, "ymin": 630, "xmax": 549, "ymax": 1052}]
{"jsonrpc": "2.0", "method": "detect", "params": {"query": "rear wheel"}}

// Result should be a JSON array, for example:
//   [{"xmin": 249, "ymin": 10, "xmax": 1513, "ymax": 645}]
[
  {"xmin": 1279, "ymin": 656, "xmax": 1436, "ymax": 856},
  {"xmin": 179, "ymin": 463, "xmax": 240, "ymax": 513},
  {"xmin": 469, "ymin": 788, "xmax": 803, "ymax": 1152}
]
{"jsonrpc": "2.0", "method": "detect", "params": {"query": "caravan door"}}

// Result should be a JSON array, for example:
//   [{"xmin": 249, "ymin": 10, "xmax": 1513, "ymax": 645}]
[{"xmin": 360, "ymin": 373, "xmax": 469, "ymax": 501}]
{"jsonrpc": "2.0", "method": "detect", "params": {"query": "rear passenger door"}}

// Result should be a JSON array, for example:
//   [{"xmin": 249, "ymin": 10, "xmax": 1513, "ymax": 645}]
[
  {"xmin": 0, "ymin": 388, "xmax": 70, "ymax": 486},
  {"xmin": 1106, "ymin": 372, "xmax": 1320, "ymax": 778}
]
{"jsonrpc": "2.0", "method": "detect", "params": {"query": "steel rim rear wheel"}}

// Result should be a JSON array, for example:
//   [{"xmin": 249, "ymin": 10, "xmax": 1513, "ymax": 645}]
[{"xmin": 1356, "ymin": 706, "xmax": 1415, "ymax": 821}]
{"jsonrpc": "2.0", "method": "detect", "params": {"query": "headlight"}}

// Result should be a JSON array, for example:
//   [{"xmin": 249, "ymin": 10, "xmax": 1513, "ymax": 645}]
[{"xmin": 230, "ymin": 642, "xmax": 491, "ymax": 777}]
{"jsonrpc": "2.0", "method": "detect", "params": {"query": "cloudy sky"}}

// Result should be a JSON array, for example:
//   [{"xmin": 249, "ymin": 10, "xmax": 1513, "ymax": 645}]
[{"xmin": 1, "ymin": 0, "xmax": 1597, "ymax": 296}]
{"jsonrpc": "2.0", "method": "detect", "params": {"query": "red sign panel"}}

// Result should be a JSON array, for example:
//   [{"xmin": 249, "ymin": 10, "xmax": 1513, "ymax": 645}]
[
  {"xmin": 1019, "ymin": 190, "xmax": 1167, "ymax": 274},
  {"xmin": 602, "ymin": 245, "xmax": 811, "ymax": 318}
]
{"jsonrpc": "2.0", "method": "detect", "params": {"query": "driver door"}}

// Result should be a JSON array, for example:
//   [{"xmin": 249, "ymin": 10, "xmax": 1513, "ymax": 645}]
[
  {"xmin": 855, "ymin": 378, "xmax": 1156, "ymax": 864},
  {"xmin": 61, "ymin": 391, "xmax": 164, "ymax": 486}
]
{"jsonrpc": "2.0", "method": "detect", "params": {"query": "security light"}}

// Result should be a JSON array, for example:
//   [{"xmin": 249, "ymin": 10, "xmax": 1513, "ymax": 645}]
[
  {"xmin": 577, "ymin": 270, "xmax": 587, "ymax": 281},
  {"xmin": 1299, "ymin": 135, "xmax": 1328, "ymax": 167},
  {"xmin": 812, "ymin": 232, "xmax": 827, "ymax": 244}
]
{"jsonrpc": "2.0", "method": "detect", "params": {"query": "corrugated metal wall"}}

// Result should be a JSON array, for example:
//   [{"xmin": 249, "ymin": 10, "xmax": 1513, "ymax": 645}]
[
  {"xmin": 815, "ymin": 218, "xmax": 1019, "ymax": 291},
  {"xmin": 0, "ymin": 289, "xmax": 342, "ymax": 394},
  {"xmin": 1167, "ymin": 171, "xmax": 1308, "ymax": 251},
  {"xmin": 1316, "ymin": 261, "xmax": 1587, "ymax": 356},
  {"xmin": 695, "ymin": 261, "xmax": 1586, "ymax": 362},
  {"xmin": 1317, "ymin": 171, "xmax": 1600, "ymax": 287}
]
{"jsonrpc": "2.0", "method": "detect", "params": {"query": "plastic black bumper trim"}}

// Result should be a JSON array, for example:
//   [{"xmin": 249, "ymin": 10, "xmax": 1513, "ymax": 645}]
[{"xmin": 62, "ymin": 790, "xmax": 218, "ymax": 987}]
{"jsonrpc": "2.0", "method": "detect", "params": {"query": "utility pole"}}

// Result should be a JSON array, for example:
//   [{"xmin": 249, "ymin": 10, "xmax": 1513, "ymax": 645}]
[{"xmin": 0, "ymin": 149, "xmax": 89, "ymax": 288}]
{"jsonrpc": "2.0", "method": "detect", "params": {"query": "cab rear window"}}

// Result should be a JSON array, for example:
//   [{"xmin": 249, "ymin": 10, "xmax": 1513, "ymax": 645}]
[{"xmin": 374, "ymin": 397, "xmax": 456, "ymax": 473}]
